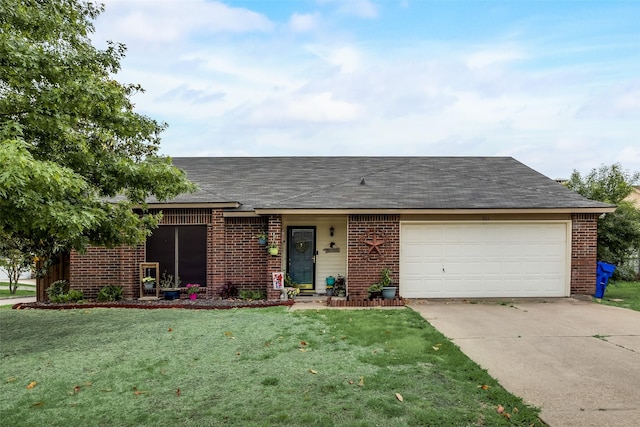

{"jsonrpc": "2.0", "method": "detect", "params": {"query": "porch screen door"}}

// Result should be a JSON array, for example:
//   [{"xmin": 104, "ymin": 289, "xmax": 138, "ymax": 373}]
[{"xmin": 287, "ymin": 227, "xmax": 316, "ymax": 290}]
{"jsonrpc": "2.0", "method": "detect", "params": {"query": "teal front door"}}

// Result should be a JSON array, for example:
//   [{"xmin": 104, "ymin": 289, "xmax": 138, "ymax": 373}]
[{"xmin": 287, "ymin": 227, "xmax": 316, "ymax": 291}]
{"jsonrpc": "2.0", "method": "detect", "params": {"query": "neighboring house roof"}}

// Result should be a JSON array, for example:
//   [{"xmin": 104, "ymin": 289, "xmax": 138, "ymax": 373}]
[{"xmin": 146, "ymin": 157, "xmax": 613, "ymax": 213}]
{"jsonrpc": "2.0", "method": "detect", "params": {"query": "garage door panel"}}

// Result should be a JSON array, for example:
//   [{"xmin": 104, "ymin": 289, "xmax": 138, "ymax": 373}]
[{"xmin": 400, "ymin": 223, "xmax": 568, "ymax": 298}]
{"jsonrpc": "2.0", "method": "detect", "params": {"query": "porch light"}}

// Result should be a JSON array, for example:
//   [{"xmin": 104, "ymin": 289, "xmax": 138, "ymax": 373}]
[{"xmin": 330, "ymin": 226, "xmax": 334, "ymax": 236}]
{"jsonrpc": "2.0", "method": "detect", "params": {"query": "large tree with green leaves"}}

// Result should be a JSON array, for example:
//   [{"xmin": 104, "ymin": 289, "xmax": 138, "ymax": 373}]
[
  {"xmin": 565, "ymin": 164, "xmax": 640, "ymax": 279},
  {"xmin": 0, "ymin": 1, "xmax": 195, "ymax": 266}
]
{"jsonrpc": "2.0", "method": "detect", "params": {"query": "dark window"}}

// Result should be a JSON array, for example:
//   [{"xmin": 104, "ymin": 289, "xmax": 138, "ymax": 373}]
[{"xmin": 146, "ymin": 225, "xmax": 207, "ymax": 287}]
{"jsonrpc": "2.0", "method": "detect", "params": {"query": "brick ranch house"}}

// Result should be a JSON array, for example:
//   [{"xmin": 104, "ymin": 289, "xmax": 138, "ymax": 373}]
[{"xmin": 63, "ymin": 157, "xmax": 613, "ymax": 302}]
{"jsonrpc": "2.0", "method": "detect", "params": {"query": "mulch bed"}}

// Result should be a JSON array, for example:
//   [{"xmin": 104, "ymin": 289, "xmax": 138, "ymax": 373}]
[{"xmin": 12, "ymin": 299, "xmax": 295, "ymax": 310}]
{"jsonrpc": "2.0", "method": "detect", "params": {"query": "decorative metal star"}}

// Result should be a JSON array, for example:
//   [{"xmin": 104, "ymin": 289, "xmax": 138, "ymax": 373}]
[{"xmin": 364, "ymin": 233, "xmax": 385, "ymax": 254}]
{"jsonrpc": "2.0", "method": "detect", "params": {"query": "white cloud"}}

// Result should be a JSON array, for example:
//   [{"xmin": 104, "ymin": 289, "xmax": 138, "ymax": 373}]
[
  {"xmin": 96, "ymin": 0, "xmax": 273, "ymax": 44},
  {"xmin": 289, "ymin": 13, "xmax": 320, "ymax": 33},
  {"xmin": 306, "ymin": 44, "xmax": 362, "ymax": 73}
]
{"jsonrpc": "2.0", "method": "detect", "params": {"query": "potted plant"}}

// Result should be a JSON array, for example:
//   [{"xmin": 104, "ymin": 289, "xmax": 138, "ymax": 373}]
[
  {"xmin": 159, "ymin": 272, "xmax": 181, "ymax": 300},
  {"xmin": 368, "ymin": 281, "xmax": 383, "ymax": 300},
  {"xmin": 255, "ymin": 231, "xmax": 268, "ymax": 245},
  {"xmin": 325, "ymin": 276, "xmax": 335, "ymax": 296},
  {"xmin": 186, "ymin": 283, "xmax": 200, "ymax": 300},
  {"xmin": 368, "ymin": 269, "xmax": 395, "ymax": 300},
  {"xmin": 334, "ymin": 275, "xmax": 346, "ymax": 297},
  {"xmin": 267, "ymin": 242, "xmax": 279, "ymax": 256},
  {"xmin": 142, "ymin": 276, "xmax": 156, "ymax": 291},
  {"xmin": 379, "ymin": 268, "xmax": 397, "ymax": 299}
]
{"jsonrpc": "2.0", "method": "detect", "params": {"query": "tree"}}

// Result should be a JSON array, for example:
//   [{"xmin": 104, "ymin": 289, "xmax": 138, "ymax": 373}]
[
  {"xmin": 565, "ymin": 164, "xmax": 640, "ymax": 279},
  {"xmin": 0, "ymin": 235, "xmax": 33, "ymax": 294},
  {"xmin": 0, "ymin": 1, "xmax": 195, "ymax": 265}
]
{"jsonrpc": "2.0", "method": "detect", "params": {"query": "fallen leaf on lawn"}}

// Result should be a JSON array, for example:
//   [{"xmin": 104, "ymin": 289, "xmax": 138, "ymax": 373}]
[
  {"xmin": 168, "ymin": 327, "xmax": 173, "ymax": 332},
  {"xmin": 502, "ymin": 412, "xmax": 511, "ymax": 420},
  {"xmin": 6, "ymin": 377, "xmax": 16, "ymax": 383},
  {"xmin": 513, "ymin": 407, "xmax": 519, "ymax": 414},
  {"xmin": 176, "ymin": 388, "xmax": 181, "ymax": 396},
  {"xmin": 395, "ymin": 393, "xmax": 403, "ymax": 402},
  {"xmin": 432, "ymin": 343, "xmax": 442, "ymax": 351},
  {"xmin": 224, "ymin": 331, "xmax": 233, "ymax": 337},
  {"xmin": 84, "ymin": 310, "xmax": 91, "ymax": 314},
  {"xmin": 309, "ymin": 369, "xmax": 317, "ymax": 374},
  {"xmin": 348, "ymin": 380, "xmax": 354, "ymax": 385},
  {"xmin": 100, "ymin": 388, "xmax": 112, "ymax": 392},
  {"xmin": 27, "ymin": 381, "xmax": 37, "ymax": 389},
  {"xmin": 84, "ymin": 382, "xmax": 92, "ymax": 387},
  {"xmin": 74, "ymin": 385, "xmax": 81, "ymax": 393},
  {"xmin": 478, "ymin": 384, "xmax": 490, "ymax": 390},
  {"xmin": 32, "ymin": 402, "xmax": 44, "ymax": 407},
  {"xmin": 358, "ymin": 376, "xmax": 365, "ymax": 387},
  {"xmin": 298, "ymin": 348, "xmax": 307, "ymax": 352},
  {"xmin": 496, "ymin": 405, "xmax": 504, "ymax": 414},
  {"xmin": 236, "ymin": 352, "xmax": 241, "ymax": 356},
  {"xmin": 300, "ymin": 341, "xmax": 307, "ymax": 346},
  {"xmin": 134, "ymin": 390, "xmax": 146, "ymax": 396}
]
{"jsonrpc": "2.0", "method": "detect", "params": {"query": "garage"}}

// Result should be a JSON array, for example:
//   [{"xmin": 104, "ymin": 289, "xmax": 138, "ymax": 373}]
[{"xmin": 400, "ymin": 222, "xmax": 570, "ymax": 298}]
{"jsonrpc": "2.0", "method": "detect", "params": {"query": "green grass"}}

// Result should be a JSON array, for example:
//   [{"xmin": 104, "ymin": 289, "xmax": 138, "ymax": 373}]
[
  {"xmin": 0, "ymin": 282, "xmax": 36, "ymax": 298},
  {"xmin": 600, "ymin": 281, "xmax": 640, "ymax": 312},
  {"xmin": 0, "ymin": 308, "xmax": 542, "ymax": 426}
]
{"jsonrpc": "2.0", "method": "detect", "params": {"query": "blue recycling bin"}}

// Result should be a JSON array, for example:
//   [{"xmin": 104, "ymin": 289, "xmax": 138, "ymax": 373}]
[{"xmin": 595, "ymin": 261, "xmax": 616, "ymax": 298}]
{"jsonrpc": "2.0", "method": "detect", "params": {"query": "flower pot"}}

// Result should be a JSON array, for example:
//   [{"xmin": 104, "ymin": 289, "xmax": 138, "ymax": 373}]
[
  {"xmin": 268, "ymin": 247, "xmax": 279, "ymax": 256},
  {"xmin": 189, "ymin": 293, "xmax": 197, "ymax": 300},
  {"xmin": 326, "ymin": 288, "xmax": 333, "ymax": 296},
  {"xmin": 163, "ymin": 289, "xmax": 181, "ymax": 300},
  {"xmin": 258, "ymin": 237, "xmax": 267, "ymax": 245},
  {"xmin": 144, "ymin": 282, "xmax": 154, "ymax": 291},
  {"xmin": 326, "ymin": 276, "xmax": 335, "ymax": 286},
  {"xmin": 382, "ymin": 287, "xmax": 397, "ymax": 300}
]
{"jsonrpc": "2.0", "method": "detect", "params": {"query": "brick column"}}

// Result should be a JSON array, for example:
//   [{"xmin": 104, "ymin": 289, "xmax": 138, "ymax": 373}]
[
  {"xmin": 571, "ymin": 213, "xmax": 598, "ymax": 295},
  {"xmin": 347, "ymin": 215, "xmax": 400, "ymax": 300},
  {"xmin": 207, "ymin": 209, "xmax": 226, "ymax": 298},
  {"xmin": 266, "ymin": 215, "xmax": 283, "ymax": 300}
]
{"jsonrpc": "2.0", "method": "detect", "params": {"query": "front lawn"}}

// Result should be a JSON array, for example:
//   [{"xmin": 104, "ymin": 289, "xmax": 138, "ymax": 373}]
[
  {"xmin": 600, "ymin": 281, "xmax": 640, "ymax": 312},
  {"xmin": 0, "ymin": 307, "xmax": 542, "ymax": 426}
]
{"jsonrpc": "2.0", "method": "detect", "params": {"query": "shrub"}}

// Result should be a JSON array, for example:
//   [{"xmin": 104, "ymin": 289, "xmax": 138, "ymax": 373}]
[
  {"xmin": 46, "ymin": 280, "xmax": 68, "ymax": 301},
  {"xmin": 46, "ymin": 280, "xmax": 84, "ymax": 303},
  {"xmin": 238, "ymin": 289, "xmax": 266, "ymax": 301},
  {"xmin": 220, "ymin": 282, "xmax": 239, "ymax": 299},
  {"xmin": 97, "ymin": 285, "xmax": 124, "ymax": 302}
]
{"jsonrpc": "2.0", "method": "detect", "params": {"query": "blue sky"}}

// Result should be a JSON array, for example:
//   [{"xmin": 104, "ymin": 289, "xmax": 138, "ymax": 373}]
[{"xmin": 93, "ymin": 0, "xmax": 640, "ymax": 179}]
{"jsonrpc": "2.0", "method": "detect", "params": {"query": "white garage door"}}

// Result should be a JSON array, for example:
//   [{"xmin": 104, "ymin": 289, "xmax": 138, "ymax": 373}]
[{"xmin": 400, "ymin": 222, "xmax": 569, "ymax": 298}]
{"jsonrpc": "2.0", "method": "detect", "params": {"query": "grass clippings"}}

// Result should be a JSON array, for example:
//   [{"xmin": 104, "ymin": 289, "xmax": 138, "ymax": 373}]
[{"xmin": 0, "ymin": 307, "xmax": 542, "ymax": 426}]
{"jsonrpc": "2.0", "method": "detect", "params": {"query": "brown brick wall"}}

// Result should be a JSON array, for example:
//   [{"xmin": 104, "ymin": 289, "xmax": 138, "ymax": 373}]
[
  {"xmin": 206, "ymin": 209, "xmax": 226, "ymax": 298},
  {"xmin": 347, "ymin": 214, "xmax": 400, "ymax": 300},
  {"xmin": 70, "ymin": 245, "xmax": 143, "ymax": 300},
  {"xmin": 571, "ymin": 213, "xmax": 599, "ymax": 295},
  {"xmin": 224, "ymin": 217, "xmax": 269, "ymax": 293}
]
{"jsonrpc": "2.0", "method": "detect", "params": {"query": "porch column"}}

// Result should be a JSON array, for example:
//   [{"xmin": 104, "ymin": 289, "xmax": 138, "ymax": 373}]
[
  {"xmin": 266, "ymin": 215, "xmax": 283, "ymax": 300},
  {"xmin": 207, "ymin": 209, "xmax": 226, "ymax": 298}
]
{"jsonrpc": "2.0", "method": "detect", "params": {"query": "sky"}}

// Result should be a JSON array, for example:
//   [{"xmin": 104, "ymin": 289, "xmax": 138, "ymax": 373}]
[{"xmin": 92, "ymin": 0, "xmax": 640, "ymax": 179}]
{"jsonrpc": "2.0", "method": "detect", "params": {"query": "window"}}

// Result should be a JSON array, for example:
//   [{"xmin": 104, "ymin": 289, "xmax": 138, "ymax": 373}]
[{"xmin": 146, "ymin": 225, "xmax": 207, "ymax": 287}]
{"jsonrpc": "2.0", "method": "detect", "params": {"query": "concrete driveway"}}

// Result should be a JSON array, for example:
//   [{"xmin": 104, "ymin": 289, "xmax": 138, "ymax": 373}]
[{"xmin": 410, "ymin": 298, "xmax": 640, "ymax": 427}]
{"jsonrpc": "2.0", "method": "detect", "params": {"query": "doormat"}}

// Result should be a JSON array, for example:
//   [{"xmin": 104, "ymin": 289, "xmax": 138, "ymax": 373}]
[{"xmin": 327, "ymin": 297, "xmax": 406, "ymax": 307}]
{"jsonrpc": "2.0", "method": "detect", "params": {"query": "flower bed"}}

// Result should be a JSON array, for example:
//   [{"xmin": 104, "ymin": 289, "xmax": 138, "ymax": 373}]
[{"xmin": 12, "ymin": 298, "xmax": 295, "ymax": 310}]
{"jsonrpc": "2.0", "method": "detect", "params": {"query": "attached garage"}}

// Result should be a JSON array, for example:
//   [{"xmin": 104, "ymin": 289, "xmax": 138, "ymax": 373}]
[{"xmin": 400, "ymin": 222, "xmax": 570, "ymax": 298}]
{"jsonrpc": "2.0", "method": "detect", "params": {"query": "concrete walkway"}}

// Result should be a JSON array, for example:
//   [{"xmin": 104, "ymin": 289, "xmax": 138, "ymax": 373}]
[{"xmin": 409, "ymin": 298, "xmax": 640, "ymax": 427}]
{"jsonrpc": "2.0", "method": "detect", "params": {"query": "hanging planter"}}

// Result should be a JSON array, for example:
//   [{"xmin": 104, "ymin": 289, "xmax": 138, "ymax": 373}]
[
  {"xmin": 268, "ymin": 244, "xmax": 279, "ymax": 256},
  {"xmin": 256, "ymin": 232, "xmax": 268, "ymax": 245}
]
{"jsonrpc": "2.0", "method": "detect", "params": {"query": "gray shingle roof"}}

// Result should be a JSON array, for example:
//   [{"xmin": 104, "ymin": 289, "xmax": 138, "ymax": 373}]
[{"xmin": 155, "ymin": 156, "xmax": 611, "ymax": 211}]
